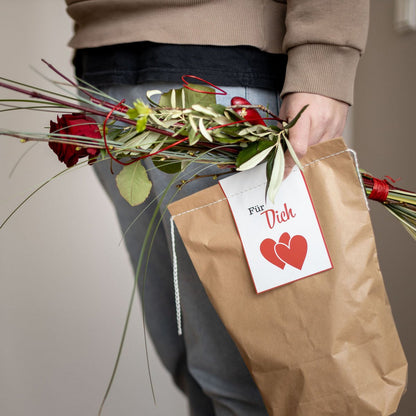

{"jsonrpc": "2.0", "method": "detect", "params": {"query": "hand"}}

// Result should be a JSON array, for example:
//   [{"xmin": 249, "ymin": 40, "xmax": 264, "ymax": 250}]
[{"xmin": 278, "ymin": 92, "xmax": 349, "ymax": 177}]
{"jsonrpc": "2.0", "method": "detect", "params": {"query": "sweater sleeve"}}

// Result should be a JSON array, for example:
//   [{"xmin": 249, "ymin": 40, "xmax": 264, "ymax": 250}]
[{"xmin": 280, "ymin": 0, "xmax": 370, "ymax": 105}]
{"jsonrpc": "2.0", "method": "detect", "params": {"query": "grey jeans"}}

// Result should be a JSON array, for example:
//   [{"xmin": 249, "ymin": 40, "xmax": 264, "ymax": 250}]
[{"xmin": 93, "ymin": 83, "xmax": 280, "ymax": 415}]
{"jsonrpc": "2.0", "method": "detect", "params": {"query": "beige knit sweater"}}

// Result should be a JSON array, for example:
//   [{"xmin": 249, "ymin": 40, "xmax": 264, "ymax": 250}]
[{"xmin": 65, "ymin": 0, "xmax": 369, "ymax": 104}]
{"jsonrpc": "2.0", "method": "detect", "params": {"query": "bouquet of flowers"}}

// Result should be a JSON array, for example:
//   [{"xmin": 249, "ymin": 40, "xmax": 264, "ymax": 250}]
[
  {"xmin": 1, "ymin": 63, "xmax": 414, "ymax": 415},
  {"xmin": 1, "ymin": 62, "xmax": 415, "ymax": 239}
]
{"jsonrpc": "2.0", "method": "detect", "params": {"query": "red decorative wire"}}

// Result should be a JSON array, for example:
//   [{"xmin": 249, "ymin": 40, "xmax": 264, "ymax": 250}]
[{"xmin": 181, "ymin": 75, "xmax": 227, "ymax": 95}]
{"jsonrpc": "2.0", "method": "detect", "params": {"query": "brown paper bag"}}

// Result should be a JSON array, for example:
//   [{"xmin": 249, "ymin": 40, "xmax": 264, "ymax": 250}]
[{"xmin": 168, "ymin": 138, "xmax": 407, "ymax": 415}]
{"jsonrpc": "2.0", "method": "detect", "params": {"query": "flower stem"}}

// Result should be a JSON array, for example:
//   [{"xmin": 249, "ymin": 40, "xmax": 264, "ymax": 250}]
[{"xmin": 0, "ymin": 81, "xmax": 183, "ymax": 139}]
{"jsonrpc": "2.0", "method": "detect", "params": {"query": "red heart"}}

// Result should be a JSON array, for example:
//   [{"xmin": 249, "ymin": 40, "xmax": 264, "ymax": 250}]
[
  {"xmin": 260, "ymin": 238, "xmax": 286, "ymax": 269},
  {"xmin": 275, "ymin": 235, "xmax": 308, "ymax": 270},
  {"xmin": 279, "ymin": 232, "xmax": 290, "ymax": 246}
]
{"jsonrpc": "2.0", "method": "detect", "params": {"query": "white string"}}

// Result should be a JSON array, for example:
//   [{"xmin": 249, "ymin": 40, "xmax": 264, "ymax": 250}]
[
  {"xmin": 170, "ymin": 216, "xmax": 182, "ymax": 336},
  {"xmin": 348, "ymin": 148, "xmax": 369, "ymax": 211}
]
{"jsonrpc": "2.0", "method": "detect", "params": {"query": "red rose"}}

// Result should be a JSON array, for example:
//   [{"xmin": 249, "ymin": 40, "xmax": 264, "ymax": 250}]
[{"xmin": 49, "ymin": 114, "xmax": 101, "ymax": 167}]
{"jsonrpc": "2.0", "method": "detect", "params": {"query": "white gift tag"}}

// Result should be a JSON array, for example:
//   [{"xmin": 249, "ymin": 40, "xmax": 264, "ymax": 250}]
[{"xmin": 219, "ymin": 164, "xmax": 332, "ymax": 293}]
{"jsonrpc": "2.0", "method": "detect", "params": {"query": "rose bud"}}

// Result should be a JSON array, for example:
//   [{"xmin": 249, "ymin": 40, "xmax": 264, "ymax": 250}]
[
  {"xmin": 231, "ymin": 96, "xmax": 266, "ymax": 126},
  {"xmin": 49, "ymin": 113, "xmax": 101, "ymax": 167}
]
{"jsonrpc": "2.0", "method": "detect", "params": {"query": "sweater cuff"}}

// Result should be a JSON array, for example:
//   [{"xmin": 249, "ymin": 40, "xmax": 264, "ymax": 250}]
[{"xmin": 280, "ymin": 43, "xmax": 361, "ymax": 105}]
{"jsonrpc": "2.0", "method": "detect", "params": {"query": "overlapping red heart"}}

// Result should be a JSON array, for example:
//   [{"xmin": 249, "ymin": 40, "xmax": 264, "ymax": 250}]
[{"xmin": 260, "ymin": 233, "xmax": 308, "ymax": 270}]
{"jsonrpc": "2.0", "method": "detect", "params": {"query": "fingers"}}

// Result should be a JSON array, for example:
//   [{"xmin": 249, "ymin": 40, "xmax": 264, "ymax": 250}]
[
  {"xmin": 282, "ymin": 111, "xmax": 311, "ymax": 179},
  {"xmin": 283, "ymin": 152, "xmax": 295, "ymax": 179},
  {"xmin": 278, "ymin": 92, "xmax": 349, "ymax": 177}
]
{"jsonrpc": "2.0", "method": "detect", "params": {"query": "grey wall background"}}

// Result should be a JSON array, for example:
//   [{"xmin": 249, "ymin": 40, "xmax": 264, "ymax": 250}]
[
  {"xmin": 0, "ymin": 1, "xmax": 187, "ymax": 415},
  {"xmin": 0, "ymin": 0, "xmax": 414, "ymax": 415},
  {"xmin": 354, "ymin": 1, "xmax": 416, "ymax": 414}
]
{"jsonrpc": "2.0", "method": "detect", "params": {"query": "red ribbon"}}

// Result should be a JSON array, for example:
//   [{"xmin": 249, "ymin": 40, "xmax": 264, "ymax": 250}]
[{"xmin": 368, "ymin": 177, "xmax": 390, "ymax": 203}]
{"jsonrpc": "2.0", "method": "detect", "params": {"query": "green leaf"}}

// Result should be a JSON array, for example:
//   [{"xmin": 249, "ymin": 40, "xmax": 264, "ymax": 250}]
[
  {"xmin": 133, "ymin": 99, "xmax": 151, "ymax": 115},
  {"xmin": 152, "ymin": 156, "xmax": 183, "ymax": 174},
  {"xmin": 187, "ymin": 115, "xmax": 200, "ymax": 145},
  {"xmin": 191, "ymin": 104, "xmax": 219, "ymax": 117},
  {"xmin": 187, "ymin": 127, "xmax": 199, "ymax": 146},
  {"xmin": 170, "ymin": 89, "xmax": 176, "ymax": 108},
  {"xmin": 266, "ymin": 147, "xmax": 276, "ymax": 185},
  {"xmin": 238, "ymin": 124, "xmax": 268, "ymax": 136},
  {"xmin": 188, "ymin": 114, "xmax": 198, "ymax": 133},
  {"xmin": 209, "ymin": 104, "xmax": 227, "ymax": 114},
  {"xmin": 124, "ymin": 130, "xmax": 161, "ymax": 150},
  {"xmin": 198, "ymin": 117, "xmax": 213, "ymax": 142},
  {"xmin": 159, "ymin": 84, "xmax": 216, "ymax": 108},
  {"xmin": 283, "ymin": 136, "xmax": 303, "ymax": 171},
  {"xmin": 136, "ymin": 116, "xmax": 148, "ymax": 133},
  {"xmin": 211, "ymin": 135, "xmax": 241, "ymax": 144},
  {"xmin": 105, "ymin": 127, "xmax": 125, "ymax": 142},
  {"xmin": 270, "ymin": 124, "xmax": 282, "ymax": 133},
  {"xmin": 126, "ymin": 108, "xmax": 138, "ymax": 119},
  {"xmin": 127, "ymin": 99, "xmax": 151, "ymax": 119},
  {"xmin": 116, "ymin": 161, "xmax": 152, "ymax": 206},
  {"xmin": 266, "ymin": 143, "xmax": 285, "ymax": 203},
  {"xmin": 185, "ymin": 84, "xmax": 216, "ymax": 106},
  {"xmin": 235, "ymin": 140, "xmax": 275, "ymax": 168},
  {"xmin": 284, "ymin": 105, "xmax": 308, "ymax": 130},
  {"xmin": 146, "ymin": 89, "xmax": 162, "ymax": 106},
  {"xmin": 216, "ymin": 125, "xmax": 242, "ymax": 138},
  {"xmin": 236, "ymin": 144, "xmax": 275, "ymax": 171}
]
